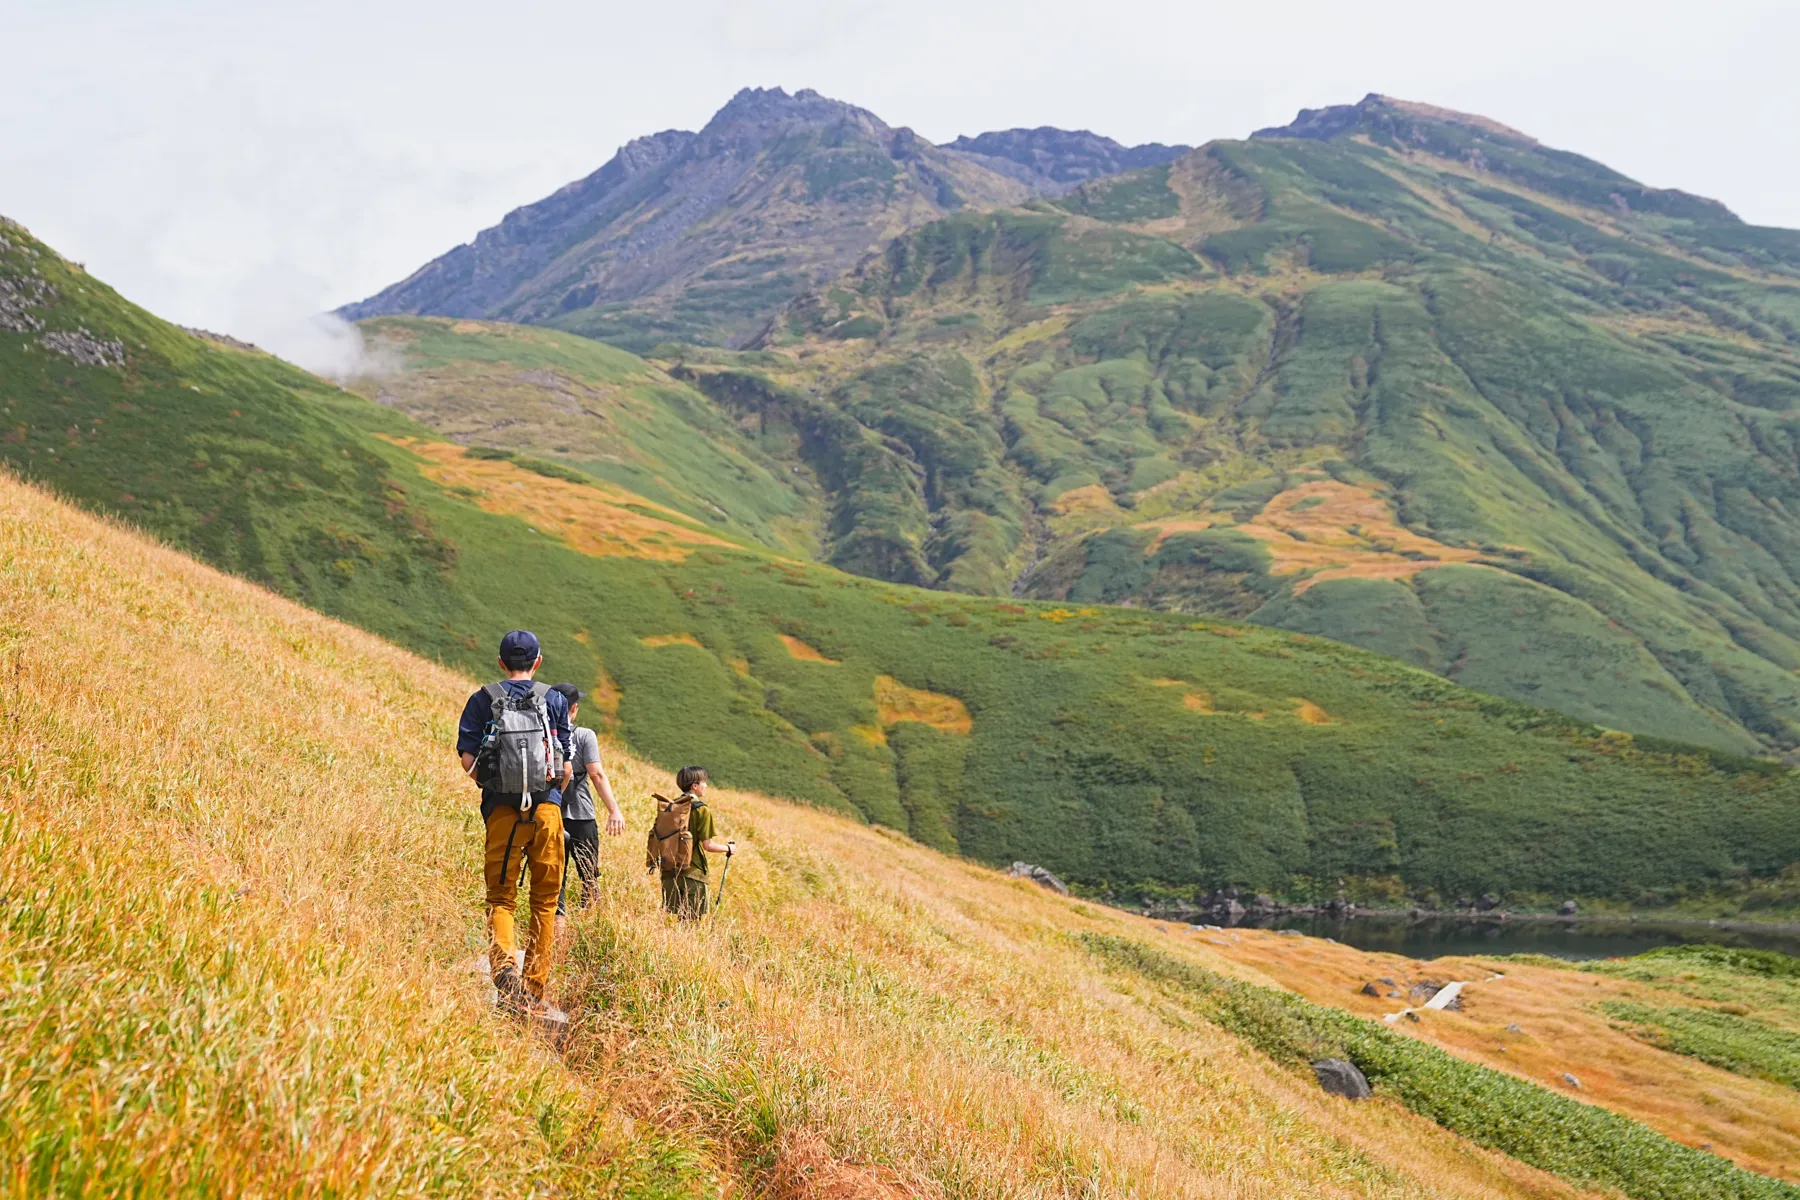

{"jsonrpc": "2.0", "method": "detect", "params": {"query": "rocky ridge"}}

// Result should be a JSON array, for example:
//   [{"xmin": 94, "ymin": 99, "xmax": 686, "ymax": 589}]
[{"xmin": 339, "ymin": 88, "xmax": 1190, "ymax": 349}]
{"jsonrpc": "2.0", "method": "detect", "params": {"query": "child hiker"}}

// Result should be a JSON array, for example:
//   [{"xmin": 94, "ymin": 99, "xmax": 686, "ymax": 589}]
[
  {"xmin": 549, "ymin": 682, "xmax": 625, "ymax": 918},
  {"xmin": 648, "ymin": 766, "xmax": 735, "ymax": 918}
]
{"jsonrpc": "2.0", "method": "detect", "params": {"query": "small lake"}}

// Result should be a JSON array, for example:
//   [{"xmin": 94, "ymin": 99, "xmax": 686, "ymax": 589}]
[{"xmin": 1205, "ymin": 914, "xmax": 1800, "ymax": 961}]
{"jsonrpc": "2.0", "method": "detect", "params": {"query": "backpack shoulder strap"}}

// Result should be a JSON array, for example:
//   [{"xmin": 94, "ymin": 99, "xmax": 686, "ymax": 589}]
[
  {"xmin": 483, "ymin": 681, "xmax": 508, "ymax": 702},
  {"xmin": 529, "ymin": 681, "xmax": 550, "ymax": 699}
]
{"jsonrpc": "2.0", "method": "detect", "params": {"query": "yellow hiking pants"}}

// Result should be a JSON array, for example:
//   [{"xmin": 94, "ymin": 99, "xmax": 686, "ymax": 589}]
[{"xmin": 484, "ymin": 801, "xmax": 564, "ymax": 999}]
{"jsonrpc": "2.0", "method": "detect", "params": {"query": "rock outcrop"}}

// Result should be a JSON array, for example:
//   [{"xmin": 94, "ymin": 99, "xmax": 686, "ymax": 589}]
[
  {"xmin": 1312, "ymin": 1058, "xmax": 1372, "ymax": 1100},
  {"xmin": 1006, "ymin": 862, "xmax": 1069, "ymax": 895}
]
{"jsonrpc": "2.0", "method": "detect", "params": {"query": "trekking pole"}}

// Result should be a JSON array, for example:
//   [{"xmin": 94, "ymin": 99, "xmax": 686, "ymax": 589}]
[{"xmin": 713, "ymin": 842, "xmax": 735, "ymax": 913}]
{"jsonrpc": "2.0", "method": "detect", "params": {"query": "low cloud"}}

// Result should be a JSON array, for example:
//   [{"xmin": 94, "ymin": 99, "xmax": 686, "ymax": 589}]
[
  {"xmin": 220, "ymin": 265, "xmax": 401, "ymax": 380},
  {"xmin": 258, "ymin": 310, "xmax": 402, "ymax": 380}
]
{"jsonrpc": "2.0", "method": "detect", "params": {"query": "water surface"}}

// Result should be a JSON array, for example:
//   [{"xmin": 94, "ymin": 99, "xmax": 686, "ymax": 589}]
[{"xmin": 1205, "ymin": 914, "xmax": 1800, "ymax": 961}]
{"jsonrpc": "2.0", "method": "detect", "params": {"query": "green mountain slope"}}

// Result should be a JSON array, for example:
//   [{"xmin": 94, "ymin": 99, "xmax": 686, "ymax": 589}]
[
  {"xmin": 6, "ymin": 215, "xmax": 1799, "ymax": 914},
  {"xmin": 356, "ymin": 315, "xmax": 821, "ymax": 556},
  {"xmin": 614, "ymin": 96, "xmax": 1800, "ymax": 758}
]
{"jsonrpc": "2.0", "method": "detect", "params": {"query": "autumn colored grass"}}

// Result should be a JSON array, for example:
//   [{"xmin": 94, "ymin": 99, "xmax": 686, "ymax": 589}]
[
  {"xmin": 640, "ymin": 633, "xmax": 707, "ymax": 650},
  {"xmin": 1231, "ymin": 480, "xmax": 1488, "ymax": 594},
  {"xmin": 872, "ymin": 674, "xmax": 973, "ymax": 735},
  {"xmin": 1191, "ymin": 927, "xmax": 1800, "ymax": 1182},
  {"xmin": 0, "ymin": 470, "xmax": 1641, "ymax": 1198},
  {"xmin": 396, "ymin": 437, "xmax": 733, "ymax": 561},
  {"xmin": 0, "ymin": 475, "xmax": 709, "ymax": 1198},
  {"xmin": 778, "ymin": 633, "xmax": 839, "ymax": 663}
]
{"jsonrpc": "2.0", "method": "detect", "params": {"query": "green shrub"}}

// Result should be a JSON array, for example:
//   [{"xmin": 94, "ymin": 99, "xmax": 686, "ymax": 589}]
[{"xmin": 1598, "ymin": 1000, "xmax": 1800, "ymax": 1089}]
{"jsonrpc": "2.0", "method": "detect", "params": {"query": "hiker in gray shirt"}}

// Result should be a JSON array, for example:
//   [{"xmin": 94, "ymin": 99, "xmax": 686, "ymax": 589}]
[{"xmin": 549, "ymin": 684, "xmax": 626, "ymax": 916}]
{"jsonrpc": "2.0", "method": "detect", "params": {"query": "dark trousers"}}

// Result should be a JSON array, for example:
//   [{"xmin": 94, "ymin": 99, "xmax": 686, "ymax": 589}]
[
  {"xmin": 557, "ymin": 818, "xmax": 600, "ymax": 916},
  {"xmin": 661, "ymin": 872, "xmax": 710, "ymax": 919}
]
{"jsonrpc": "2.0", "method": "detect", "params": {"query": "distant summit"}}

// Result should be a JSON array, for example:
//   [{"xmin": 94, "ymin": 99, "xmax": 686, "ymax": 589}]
[
  {"xmin": 338, "ymin": 86, "xmax": 1188, "ymax": 349},
  {"xmin": 339, "ymin": 87, "xmax": 1174, "ymax": 350},
  {"xmin": 1252, "ymin": 93, "xmax": 1736, "ymax": 221},
  {"xmin": 943, "ymin": 127, "xmax": 1189, "ymax": 191},
  {"xmin": 1252, "ymin": 93, "xmax": 1537, "ymax": 143}
]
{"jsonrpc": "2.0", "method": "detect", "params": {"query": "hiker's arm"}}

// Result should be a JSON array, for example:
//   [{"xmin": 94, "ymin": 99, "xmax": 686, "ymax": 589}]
[
  {"xmin": 701, "ymin": 838, "xmax": 732, "ymax": 854},
  {"xmin": 590, "ymin": 763, "xmax": 625, "ymax": 836},
  {"xmin": 455, "ymin": 691, "xmax": 489, "ymax": 784}
]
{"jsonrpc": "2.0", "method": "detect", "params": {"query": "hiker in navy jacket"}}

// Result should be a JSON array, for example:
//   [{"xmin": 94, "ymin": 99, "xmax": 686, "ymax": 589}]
[{"xmin": 456, "ymin": 630, "xmax": 571, "ymax": 1013}]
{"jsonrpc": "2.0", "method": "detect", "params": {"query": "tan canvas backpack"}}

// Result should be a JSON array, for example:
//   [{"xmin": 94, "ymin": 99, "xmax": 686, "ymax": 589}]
[{"xmin": 646, "ymin": 793, "xmax": 703, "ymax": 873}]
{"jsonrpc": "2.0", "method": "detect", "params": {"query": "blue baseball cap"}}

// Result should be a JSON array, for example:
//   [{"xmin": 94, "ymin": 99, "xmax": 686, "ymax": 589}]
[{"xmin": 498, "ymin": 629, "xmax": 541, "ymax": 667}]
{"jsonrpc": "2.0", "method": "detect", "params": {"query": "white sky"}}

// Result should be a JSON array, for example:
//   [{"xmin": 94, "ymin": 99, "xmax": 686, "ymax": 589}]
[{"xmin": 2, "ymin": 0, "xmax": 1795, "ymax": 369}]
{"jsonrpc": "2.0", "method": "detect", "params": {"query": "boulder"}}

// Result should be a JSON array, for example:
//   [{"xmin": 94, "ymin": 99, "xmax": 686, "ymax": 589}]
[
  {"xmin": 1561, "ymin": 1072, "xmax": 1582, "ymax": 1089},
  {"xmin": 1250, "ymin": 893, "xmax": 1276, "ymax": 912},
  {"xmin": 1360, "ymin": 982, "xmax": 1382, "ymax": 997},
  {"xmin": 1560, "ymin": 899, "xmax": 1578, "ymax": 916},
  {"xmin": 1476, "ymin": 893, "xmax": 1501, "ymax": 911},
  {"xmin": 1312, "ymin": 1058, "xmax": 1372, "ymax": 1100},
  {"xmin": 1408, "ymin": 980, "xmax": 1443, "ymax": 1002},
  {"xmin": 1006, "ymin": 862, "xmax": 1069, "ymax": 895}
]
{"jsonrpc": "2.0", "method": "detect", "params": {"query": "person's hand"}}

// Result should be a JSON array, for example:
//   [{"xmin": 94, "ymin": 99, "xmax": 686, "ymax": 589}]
[{"xmin": 605, "ymin": 809, "xmax": 625, "ymax": 837}]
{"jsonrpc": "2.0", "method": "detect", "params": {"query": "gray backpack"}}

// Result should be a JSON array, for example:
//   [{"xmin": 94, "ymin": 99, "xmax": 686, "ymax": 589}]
[{"xmin": 481, "ymin": 681, "xmax": 560, "ymax": 803}]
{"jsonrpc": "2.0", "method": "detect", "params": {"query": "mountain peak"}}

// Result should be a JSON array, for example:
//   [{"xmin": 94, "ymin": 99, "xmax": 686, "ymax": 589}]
[
  {"xmin": 1252, "ymin": 93, "xmax": 1536, "ymax": 144},
  {"xmin": 337, "ymin": 87, "xmax": 1038, "ymax": 345},
  {"xmin": 704, "ymin": 85, "xmax": 886, "ymax": 138}
]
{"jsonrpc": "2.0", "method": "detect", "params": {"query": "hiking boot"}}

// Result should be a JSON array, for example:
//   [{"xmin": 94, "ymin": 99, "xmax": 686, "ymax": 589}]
[{"xmin": 493, "ymin": 964, "xmax": 525, "ymax": 1014}]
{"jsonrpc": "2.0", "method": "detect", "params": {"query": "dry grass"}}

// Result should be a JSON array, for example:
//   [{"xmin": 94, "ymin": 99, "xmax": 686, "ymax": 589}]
[
  {"xmin": 1293, "ymin": 699, "xmax": 1335, "ymax": 725},
  {"xmin": 778, "ymin": 634, "xmax": 839, "ymax": 664},
  {"xmin": 395, "ymin": 437, "xmax": 733, "ymax": 561},
  {"xmin": 1, "ymin": 472, "xmax": 1625, "ymax": 1198},
  {"xmin": 873, "ymin": 674, "xmax": 973, "ymax": 735},
  {"xmin": 1152, "ymin": 678, "xmax": 1217, "ymax": 713},
  {"xmin": 641, "ymin": 633, "xmax": 707, "ymax": 650},
  {"xmin": 0, "ymin": 474, "xmax": 704, "ymax": 1197},
  {"xmin": 1198, "ymin": 930, "xmax": 1800, "ymax": 1182},
  {"xmin": 1228, "ymin": 480, "xmax": 1487, "ymax": 593}
]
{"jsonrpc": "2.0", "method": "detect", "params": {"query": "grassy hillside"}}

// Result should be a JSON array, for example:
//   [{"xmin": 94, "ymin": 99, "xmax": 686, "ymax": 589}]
[
  {"xmin": 1196, "ymin": 928, "xmax": 1800, "ymax": 1182},
  {"xmin": 610, "ymin": 98, "xmax": 1800, "ymax": 761},
  {"xmin": 5, "ymin": 471, "xmax": 1796, "ymax": 1198},
  {"xmin": 4, "ymin": 217, "xmax": 1800, "ymax": 916},
  {"xmin": 356, "ymin": 315, "xmax": 821, "ymax": 556}
]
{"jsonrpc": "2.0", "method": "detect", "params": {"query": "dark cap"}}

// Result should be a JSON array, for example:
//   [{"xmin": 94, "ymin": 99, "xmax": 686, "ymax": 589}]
[
  {"xmin": 549, "ymin": 682, "xmax": 583, "ymax": 706},
  {"xmin": 498, "ymin": 629, "xmax": 541, "ymax": 667}
]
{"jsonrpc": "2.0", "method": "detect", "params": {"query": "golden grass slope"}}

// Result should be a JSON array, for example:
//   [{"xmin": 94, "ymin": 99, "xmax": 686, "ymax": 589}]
[
  {"xmin": 0, "ymin": 469, "xmax": 1648, "ymax": 1198},
  {"xmin": 0, "ymin": 476, "xmax": 695, "ymax": 1195},
  {"xmin": 1143, "ymin": 479, "xmax": 1492, "ymax": 594},
  {"xmin": 1201, "ymin": 932, "xmax": 1800, "ymax": 1182},
  {"xmin": 393, "ymin": 436, "xmax": 734, "ymax": 561}
]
